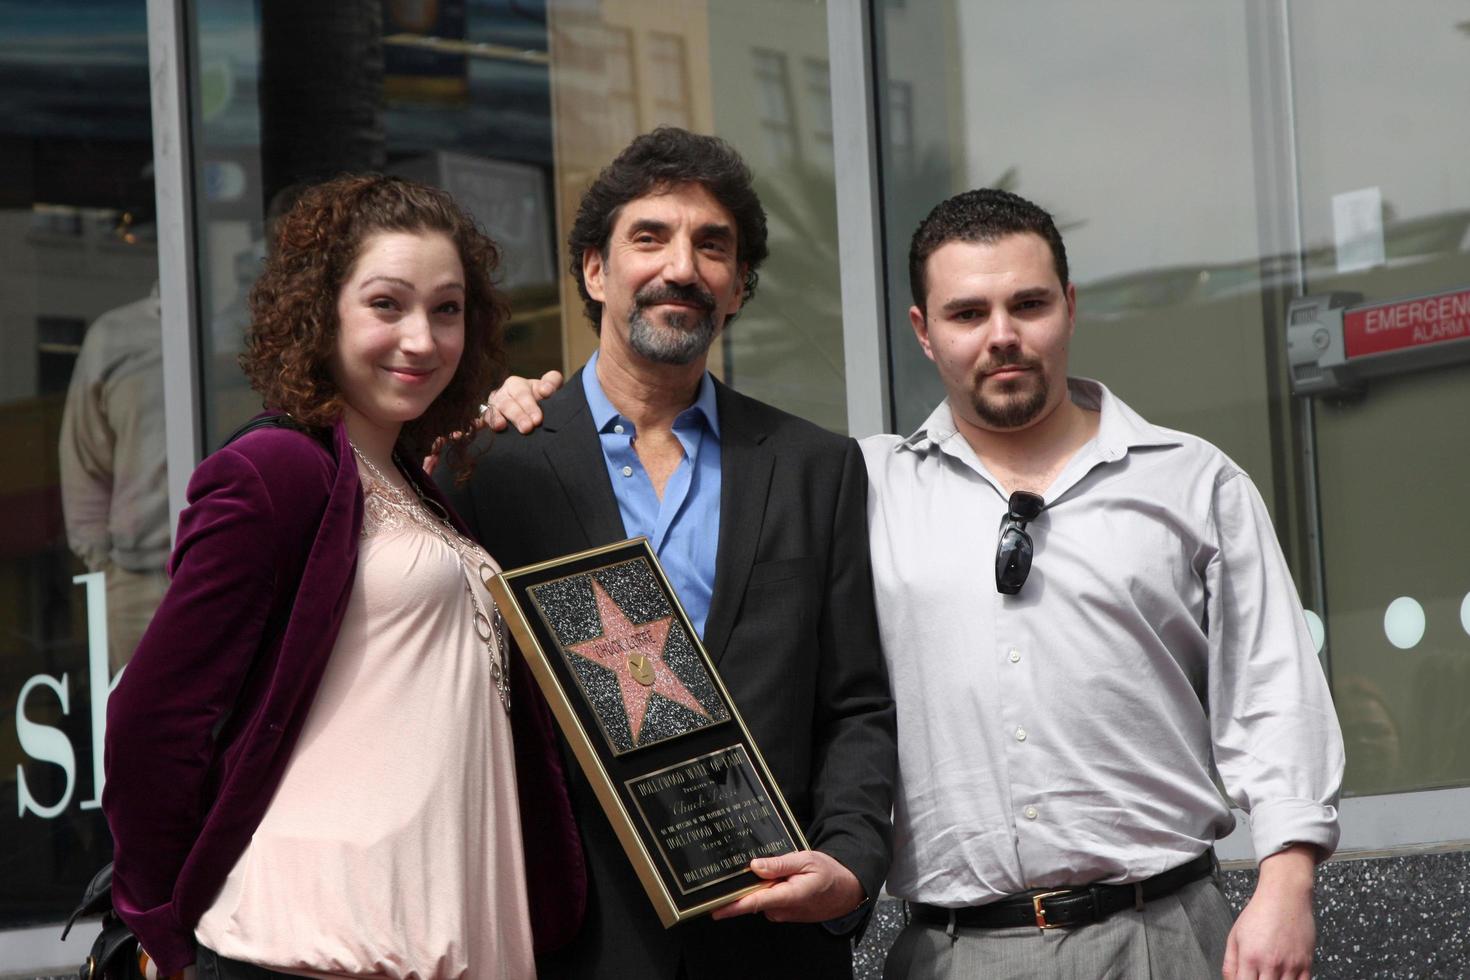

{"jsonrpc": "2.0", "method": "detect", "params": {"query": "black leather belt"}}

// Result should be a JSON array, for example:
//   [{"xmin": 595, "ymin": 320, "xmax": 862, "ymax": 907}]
[{"xmin": 908, "ymin": 850, "xmax": 1215, "ymax": 931}]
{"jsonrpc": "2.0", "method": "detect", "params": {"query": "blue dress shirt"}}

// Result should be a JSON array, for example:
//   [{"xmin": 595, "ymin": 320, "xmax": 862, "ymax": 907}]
[
  {"xmin": 581, "ymin": 352, "xmax": 721, "ymax": 638},
  {"xmin": 586, "ymin": 354, "xmax": 869, "ymax": 930}
]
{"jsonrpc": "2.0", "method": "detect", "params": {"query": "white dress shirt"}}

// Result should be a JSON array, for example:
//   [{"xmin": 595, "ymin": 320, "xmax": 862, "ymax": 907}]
[{"xmin": 861, "ymin": 379, "xmax": 1344, "ymax": 907}]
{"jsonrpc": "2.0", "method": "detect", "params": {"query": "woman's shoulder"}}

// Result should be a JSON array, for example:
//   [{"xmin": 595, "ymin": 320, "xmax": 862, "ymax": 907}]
[{"xmin": 193, "ymin": 420, "xmax": 339, "ymax": 512}]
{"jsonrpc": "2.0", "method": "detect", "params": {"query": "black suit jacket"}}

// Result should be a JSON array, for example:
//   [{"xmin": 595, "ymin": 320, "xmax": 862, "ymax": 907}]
[{"xmin": 441, "ymin": 371, "xmax": 895, "ymax": 980}]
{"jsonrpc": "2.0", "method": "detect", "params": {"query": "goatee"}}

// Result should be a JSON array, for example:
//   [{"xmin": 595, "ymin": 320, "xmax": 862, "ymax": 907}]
[
  {"xmin": 626, "ymin": 284, "xmax": 719, "ymax": 365},
  {"xmin": 969, "ymin": 363, "xmax": 1048, "ymax": 429}
]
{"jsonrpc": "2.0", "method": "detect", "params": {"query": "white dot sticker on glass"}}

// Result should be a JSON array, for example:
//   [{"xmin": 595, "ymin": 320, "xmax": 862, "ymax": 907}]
[
  {"xmin": 1461, "ymin": 592, "xmax": 1470, "ymax": 638},
  {"xmin": 1383, "ymin": 596, "xmax": 1425, "ymax": 650},
  {"xmin": 1303, "ymin": 610, "xmax": 1325, "ymax": 655}
]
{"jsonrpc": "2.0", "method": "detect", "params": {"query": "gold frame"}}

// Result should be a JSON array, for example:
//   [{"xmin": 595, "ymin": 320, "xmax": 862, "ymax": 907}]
[{"xmin": 489, "ymin": 537, "xmax": 810, "ymax": 928}]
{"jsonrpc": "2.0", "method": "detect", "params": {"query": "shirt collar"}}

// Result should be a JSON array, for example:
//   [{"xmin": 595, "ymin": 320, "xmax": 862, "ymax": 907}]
[
  {"xmin": 581, "ymin": 349, "xmax": 721, "ymax": 437},
  {"xmin": 898, "ymin": 377, "xmax": 1181, "ymax": 461}
]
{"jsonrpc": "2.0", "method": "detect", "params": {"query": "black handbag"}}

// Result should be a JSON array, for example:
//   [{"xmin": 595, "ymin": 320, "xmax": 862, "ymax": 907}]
[{"xmin": 62, "ymin": 862, "xmax": 145, "ymax": 980}]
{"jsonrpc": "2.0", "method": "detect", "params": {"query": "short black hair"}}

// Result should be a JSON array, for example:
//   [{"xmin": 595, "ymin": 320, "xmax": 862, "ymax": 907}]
[
  {"xmin": 908, "ymin": 188, "xmax": 1069, "ymax": 310},
  {"xmin": 568, "ymin": 127, "xmax": 768, "ymax": 330}
]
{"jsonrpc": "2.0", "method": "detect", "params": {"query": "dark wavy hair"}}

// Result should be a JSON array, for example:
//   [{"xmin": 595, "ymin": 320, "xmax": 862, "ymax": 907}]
[
  {"xmin": 908, "ymin": 188, "xmax": 1070, "ymax": 311},
  {"xmin": 241, "ymin": 173, "xmax": 508, "ymax": 464},
  {"xmin": 568, "ymin": 127, "xmax": 768, "ymax": 331}
]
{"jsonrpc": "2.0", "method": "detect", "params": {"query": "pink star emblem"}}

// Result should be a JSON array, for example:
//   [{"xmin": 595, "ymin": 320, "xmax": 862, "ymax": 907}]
[{"xmin": 567, "ymin": 580, "xmax": 710, "ymax": 745}]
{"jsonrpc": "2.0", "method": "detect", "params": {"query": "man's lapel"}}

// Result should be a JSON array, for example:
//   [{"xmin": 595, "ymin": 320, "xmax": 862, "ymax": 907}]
[
  {"xmin": 539, "ymin": 369, "xmax": 627, "ymax": 547},
  {"xmin": 702, "ymin": 381, "xmax": 774, "ymax": 666}
]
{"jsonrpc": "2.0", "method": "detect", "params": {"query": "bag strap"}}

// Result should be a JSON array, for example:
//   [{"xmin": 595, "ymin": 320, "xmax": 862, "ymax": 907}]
[{"xmin": 62, "ymin": 862, "xmax": 114, "ymax": 940}]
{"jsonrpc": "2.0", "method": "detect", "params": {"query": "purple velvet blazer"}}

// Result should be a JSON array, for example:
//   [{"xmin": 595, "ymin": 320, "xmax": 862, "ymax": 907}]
[{"xmin": 101, "ymin": 419, "xmax": 585, "ymax": 975}]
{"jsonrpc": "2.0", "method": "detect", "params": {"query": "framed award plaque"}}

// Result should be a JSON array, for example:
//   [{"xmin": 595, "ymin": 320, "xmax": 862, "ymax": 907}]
[{"xmin": 488, "ymin": 538, "xmax": 808, "ymax": 927}]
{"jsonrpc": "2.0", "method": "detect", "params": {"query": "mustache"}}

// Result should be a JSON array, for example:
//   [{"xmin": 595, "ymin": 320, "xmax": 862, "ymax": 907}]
[
  {"xmin": 974, "ymin": 351, "xmax": 1042, "ymax": 378},
  {"xmin": 634, "ymin": 283, "xmax": 716, "ymax": 313}
]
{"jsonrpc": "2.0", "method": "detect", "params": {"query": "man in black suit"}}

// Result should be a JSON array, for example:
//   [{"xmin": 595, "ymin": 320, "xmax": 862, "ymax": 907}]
[{"xmin": 441, "ymin": 127, "xmax": 896, "ymax": 979}]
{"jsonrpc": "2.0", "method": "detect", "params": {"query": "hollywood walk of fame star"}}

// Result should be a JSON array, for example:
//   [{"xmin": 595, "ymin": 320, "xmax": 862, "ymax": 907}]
[{"xmin": 566, "ymin": 579, "xmax": 710, "ymax": 744}]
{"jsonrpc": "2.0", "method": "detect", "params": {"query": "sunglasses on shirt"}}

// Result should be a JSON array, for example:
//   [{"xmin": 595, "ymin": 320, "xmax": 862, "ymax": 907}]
[{"xmin": 995, "ymin": 490, "xmax": 1045, "ymax": 595}]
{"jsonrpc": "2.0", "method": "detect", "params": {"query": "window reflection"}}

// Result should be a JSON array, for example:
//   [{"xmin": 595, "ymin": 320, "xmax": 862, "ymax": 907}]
[
  {"xmin": 875, "ymin": 0, "xmax": 1470, "ymax": 797},
  {"xmin": 604, "ymin": 26, "xmax": 641, "ymax": 147},
  {"xmin": 1287, "ymin": 0, "xmax": 1470, "ymax": 798},
  {"xmin": 648, "ymin": 31, "xmax": 693, "ymax": 129},
  {"xmin": 59, "ymin": 284, "xmax": 169, "ymax": 674},
  {"xmin": 193, "ymin": 0, "xmax": 849, "ymax": 444},
  {"xmin": 752, "ymin": 49, "xmax": 798, "ymax": 164},
  {"xmin": 804, "ymin": 57, "xmax": 832, "ymax": 149},
  {"xmin": 546, "ymin": 1, "xmax": 847, "ymax": 428},
  {"xmin": 0, "ymin": 0, "xmax": 161, "ymax": 924},
  {"xmin": 196, "ymin": 0, "xmax": 567, "ymax": 448}
]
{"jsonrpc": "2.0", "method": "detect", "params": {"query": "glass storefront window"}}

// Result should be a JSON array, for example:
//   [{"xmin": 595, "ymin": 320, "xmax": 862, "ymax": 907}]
[
  {"xmin": 551, "ymin": 1, "xmax": 847, "ymax": 428},
  {"xmin": 192, "ymin": 0, "xmax": 569, "ymax": 450},
  {"xmin": 706, "ymin": 1, "xmax": 845, "ymax": 429},
  {"xmin": 874, "ymin": 0, "xmax": 1470, "ymax": 798},
  {"xmin": 1288, "ymin": 0, "xmax": 1470, "ymax": 795},
  {"xmin": 2, "ymin": 0, "xmax": 847, "ymax": 952},
  {"xmin": 192, "ymin": 0, "xmax": 848, "ymax": 448},
  {"xmin": 0, "ymin": 0, "xmax": 161, "ymax": 924}
]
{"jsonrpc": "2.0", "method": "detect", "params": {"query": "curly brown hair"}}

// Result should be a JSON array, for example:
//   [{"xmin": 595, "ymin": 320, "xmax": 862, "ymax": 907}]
[{"xmin": 241, "ymin": 173, "xmax": 507, "ymax": 462}]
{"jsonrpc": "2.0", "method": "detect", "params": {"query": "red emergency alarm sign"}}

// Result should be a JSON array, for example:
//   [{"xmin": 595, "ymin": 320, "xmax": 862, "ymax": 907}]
[{"xmin": 1343, "ymin": 287, "xmax": 1470, "ymax": 358}]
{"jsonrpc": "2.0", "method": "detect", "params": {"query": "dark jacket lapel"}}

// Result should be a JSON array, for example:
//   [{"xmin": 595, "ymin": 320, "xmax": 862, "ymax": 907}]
[
  {"xmin": 539, "ymin": 368, "xmax": 627, "ymax": 547},
  {"xmin": 702, "ymin": 380, "xmax": 774, "ymax": 665}
]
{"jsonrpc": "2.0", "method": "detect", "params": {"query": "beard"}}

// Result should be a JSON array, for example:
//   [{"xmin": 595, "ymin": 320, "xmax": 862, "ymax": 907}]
[
  {"xmin": 968, "ymin": 356, "xmax": 1049, "ymax": 429},
  {"xmin": 626, "ymin": 283, "xmax": 720, "ymax": 365}
]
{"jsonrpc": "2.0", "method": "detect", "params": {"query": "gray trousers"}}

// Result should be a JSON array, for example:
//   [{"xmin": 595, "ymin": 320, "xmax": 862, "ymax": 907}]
[{"xmin": 882, "ymin": 877, "xmax": 1234, "ymax": 980}]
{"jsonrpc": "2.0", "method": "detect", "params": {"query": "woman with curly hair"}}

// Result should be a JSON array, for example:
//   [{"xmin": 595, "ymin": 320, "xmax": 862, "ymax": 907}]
[{"xmin": 102, "ymin": 174, "xmax": 583, "ymax": 980}]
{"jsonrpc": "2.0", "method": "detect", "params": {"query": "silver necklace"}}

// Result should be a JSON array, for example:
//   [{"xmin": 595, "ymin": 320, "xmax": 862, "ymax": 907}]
[{"xmin": 350, "ymin": 441, "xmax": 511, "ymax": 714}]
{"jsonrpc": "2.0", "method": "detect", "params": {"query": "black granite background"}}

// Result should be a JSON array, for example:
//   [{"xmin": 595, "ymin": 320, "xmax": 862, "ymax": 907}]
[{"xmin": 853, "ymin": 850, "xmax": 1470, "ymax": 979}]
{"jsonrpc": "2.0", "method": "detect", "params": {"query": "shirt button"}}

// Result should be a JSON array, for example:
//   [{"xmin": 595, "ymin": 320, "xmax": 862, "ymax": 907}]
[
  {"xmin": 621, "ymin": 465, "xmax": 633, "ymax": 477},
  {"xmin": 614, "ymin": 424, "xmax": 625, "ymax": 434},
  {"xmin": 1014, "ymin": 726, "xmax": 1027, "ymax": 742},
  {"xmin": 1023, "ymin": 805, "xmax": 1039, "ymax": 820},
  {"xmin": 1008, "ymin": 649, "xmax": 1021, "ymax": 663}
]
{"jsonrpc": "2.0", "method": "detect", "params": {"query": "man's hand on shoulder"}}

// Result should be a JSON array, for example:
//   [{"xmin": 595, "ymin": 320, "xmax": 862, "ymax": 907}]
[
  {"xmin": 708, "ymin": 850, "xmax": 864, "ymax": 924},
  {"xmin": 422, "ymin": 369, "xmax": 562, "ymax": 472},
  {"xmin": 481, "ymin": 369, "xmax": 564, "ymax": 433},
  {"xmin": 1224, "ymin": 843, "xmax": 1319, "ymax": 980}
]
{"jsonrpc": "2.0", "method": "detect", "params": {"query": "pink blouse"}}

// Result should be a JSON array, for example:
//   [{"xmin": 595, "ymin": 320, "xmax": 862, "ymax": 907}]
[{"xmin": 193, "ymin": 475, "xmax": 533, "ymax": 979}]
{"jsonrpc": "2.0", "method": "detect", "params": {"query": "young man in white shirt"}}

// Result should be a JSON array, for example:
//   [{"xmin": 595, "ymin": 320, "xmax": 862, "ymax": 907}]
[{"xmin": 864, "ymin": 188, "xmax": 1342, "ymax": 980}]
